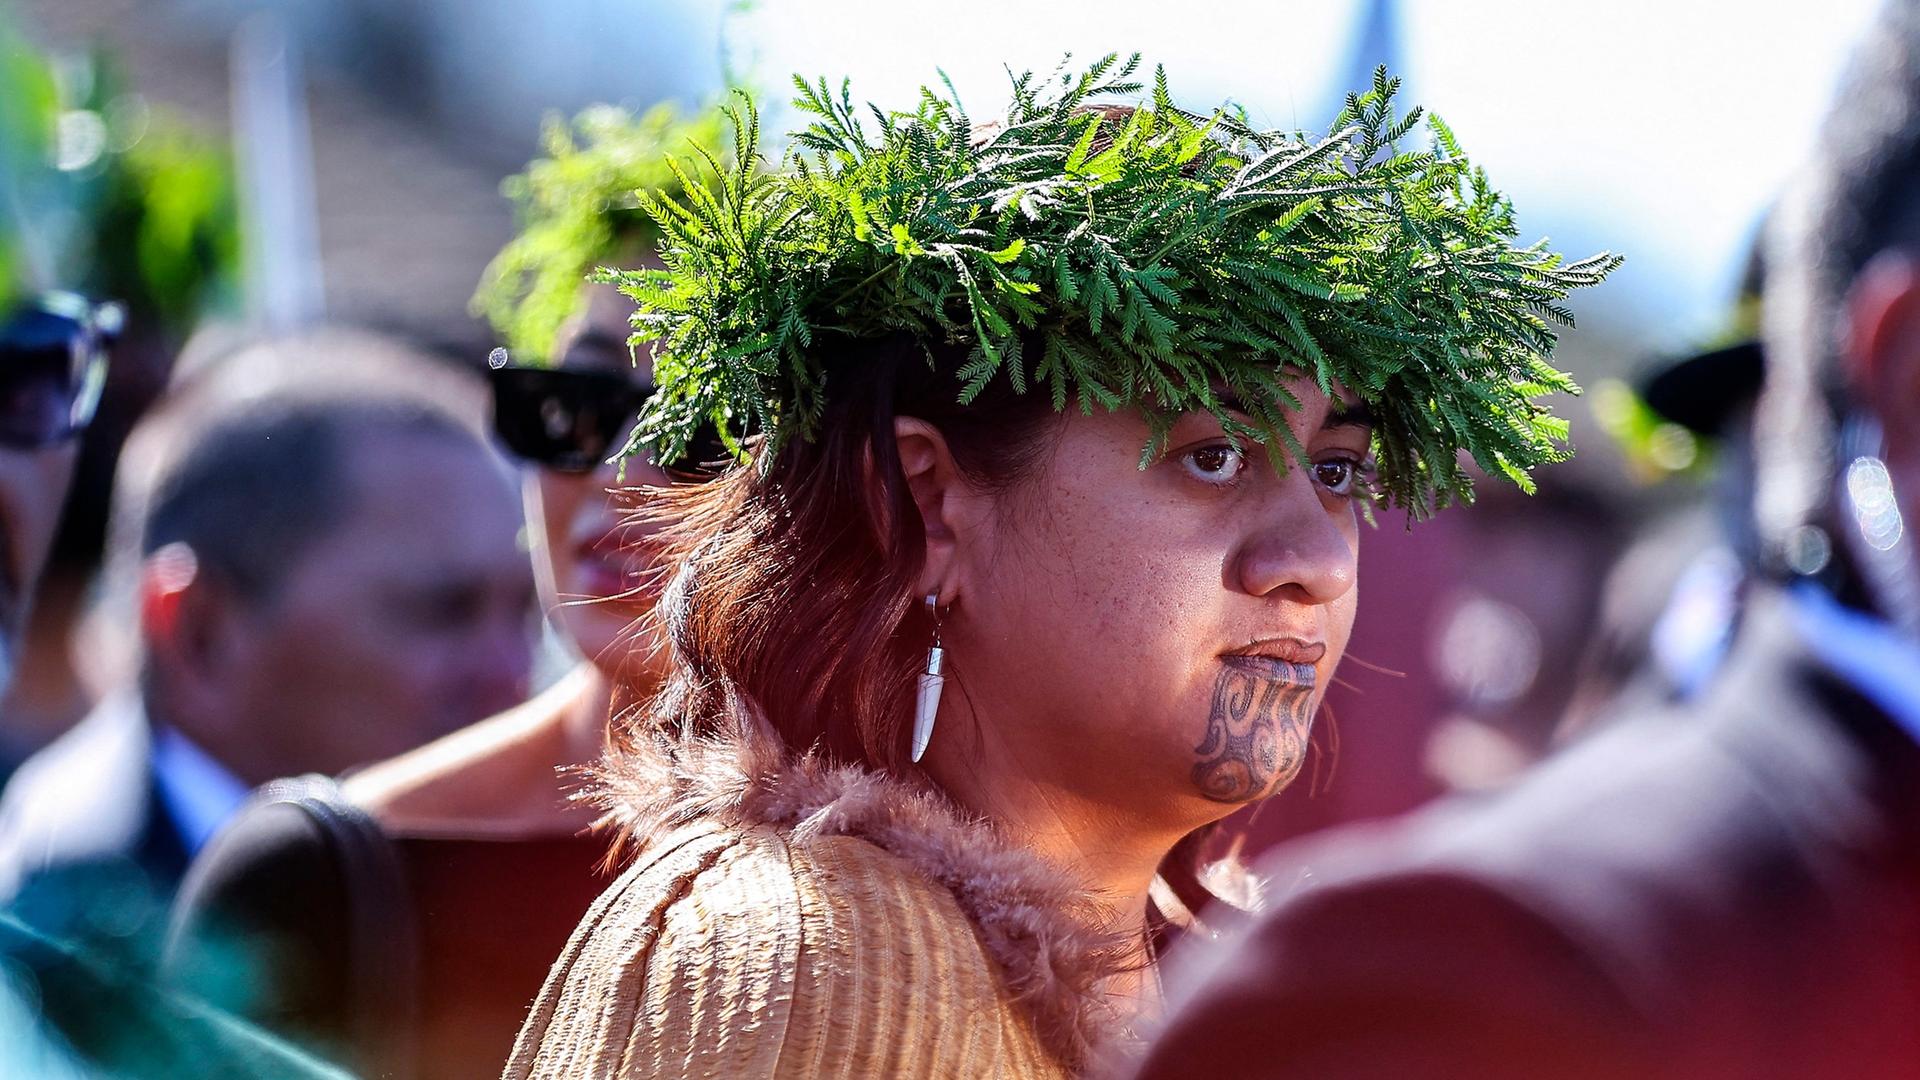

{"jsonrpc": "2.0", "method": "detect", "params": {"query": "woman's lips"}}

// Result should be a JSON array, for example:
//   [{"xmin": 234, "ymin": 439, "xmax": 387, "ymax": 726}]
[
  {"xmin": 570, "ymin": 555, "xmax": 632, "ymax": 602},
  {"xmin": 569, "ymin": 515, "xmax": 624, "ymax": 558},
  {"xmin": 1221, "ymin": 637, "xmax": 1326, "ymax": 685},
  {"xmin": 568, "ymin": 532, "xmax": 641, "ymax": 601}
]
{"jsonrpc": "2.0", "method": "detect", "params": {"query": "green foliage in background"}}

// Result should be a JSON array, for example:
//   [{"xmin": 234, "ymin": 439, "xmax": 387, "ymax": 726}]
[
  {"xmin": 82, "ymin": 122, "xmax": 241, "ymax": 336},
  {"xmin": 1592, "ymin": 377, "xmax": 1708, "ymax": 481},
  {"xmin": 473, "ymin": 103, "xmax": 730, "ymax": 364},
  {"xmin": 65, "ymin": 51, "xmax": 241, "ymax": 336},
  {"xmin": 0, "ymin": 25, "xmax": 238, "ymax": 331},
  {"xmin": 0, "ymin": 16, "xmax": 60, "ymax": 309},
  {"xmin": 609, "ymin": 56, "xmax": 1620, "ymax": 516}
]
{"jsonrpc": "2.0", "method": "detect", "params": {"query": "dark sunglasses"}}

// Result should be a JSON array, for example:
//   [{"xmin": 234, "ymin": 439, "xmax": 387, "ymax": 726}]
[
  {"xmin": 487, "ymin": 365, "xmax": 731, "ymax": 478},
  {"xmin": 0, "ymin": 292, "xmax": 121, "ymax": 451}
]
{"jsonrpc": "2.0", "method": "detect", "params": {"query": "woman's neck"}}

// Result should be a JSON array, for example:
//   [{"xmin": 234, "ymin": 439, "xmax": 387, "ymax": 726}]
[
  {"xmin": 934, "ymin": 763, "xmax": 1188, "ymax": 1014},
  {"xmin": 925, "ymin": 734, "xmax": 1191, "ymax": 976}
]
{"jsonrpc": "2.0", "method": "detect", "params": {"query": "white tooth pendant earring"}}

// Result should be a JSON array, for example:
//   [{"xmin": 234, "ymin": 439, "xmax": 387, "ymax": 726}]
[{"xmin": 911, "ymin": 593, "xmax": 946, "ymax": 763}]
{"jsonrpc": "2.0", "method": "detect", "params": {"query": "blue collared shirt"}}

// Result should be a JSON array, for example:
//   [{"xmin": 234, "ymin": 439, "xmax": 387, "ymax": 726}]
[
  {"xmin": 149, "ymin": 726, "xmax": 252, "ymax": 856},
  {"xmin": 1789, "ymin": 584, "xmax": 1920, "ymax": 749}
]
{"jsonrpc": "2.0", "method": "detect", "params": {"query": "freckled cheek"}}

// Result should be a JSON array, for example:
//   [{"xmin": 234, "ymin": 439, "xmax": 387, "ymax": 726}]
[{"xmin": 1056, "ymin": 505, "xmax": 1218, "ymax": 672}]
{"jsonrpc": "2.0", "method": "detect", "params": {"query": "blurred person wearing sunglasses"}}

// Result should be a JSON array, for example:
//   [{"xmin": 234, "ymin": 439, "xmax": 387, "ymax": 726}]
[
  {"xmin": 0, "ymin": 283, "xmax": 114, "ymax": 1077},
  {"xmin": 163, "ymin": 105, "xmax": 728, "ymax": 1080},
  {"xmin": 0, "ymin": 70, "xmax": 243, "ymax": 780},
  {"xmin": 0, "ymin": 294, "xmax": 114, "ymax": 725}
]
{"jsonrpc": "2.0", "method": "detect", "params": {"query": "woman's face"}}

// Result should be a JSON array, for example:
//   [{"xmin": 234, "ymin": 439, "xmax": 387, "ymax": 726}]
[
  {"xmin": 527, "ymin": 284, "xmax": 675, "ymax": 676},
  {"xmin": 930, "ymin": 376, "xmax": 1366, "ymax": 823}
]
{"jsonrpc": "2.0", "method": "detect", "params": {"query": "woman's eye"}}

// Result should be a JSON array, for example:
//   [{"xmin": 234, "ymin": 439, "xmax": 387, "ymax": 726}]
[
  {"xmin": 1181, "ymin": 444, "xmax": 1247, "ymax": 486},
  {"xmin": 1313, "ymin": 457, "xmax": 1367, "ymax": 497}
]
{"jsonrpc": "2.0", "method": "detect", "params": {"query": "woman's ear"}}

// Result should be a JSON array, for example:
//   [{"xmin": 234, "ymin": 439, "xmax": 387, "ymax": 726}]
[{"xmin": 893, "ymin": 416, "xmax": 966, "ymax": 603}]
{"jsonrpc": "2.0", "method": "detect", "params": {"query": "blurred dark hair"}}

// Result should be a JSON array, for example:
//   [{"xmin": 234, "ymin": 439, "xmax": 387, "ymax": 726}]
[
  {"xmin": 113, "ymin": 329, "xmax": 494, "ymax": 607},
  {"xmin": 1760, "ymin": 0, "xmax": 1920, "ymax": 550},
  {"xmin": 620, "ymin": 332, "xmax": 1052, "ymax": 763},
  {"xmin": 615, "ymin": 329, "xmax": 1229, "ymax": 914},
  {"xmin": 142, "ymin": 398, "xmax": 481, "ymax": 600}
]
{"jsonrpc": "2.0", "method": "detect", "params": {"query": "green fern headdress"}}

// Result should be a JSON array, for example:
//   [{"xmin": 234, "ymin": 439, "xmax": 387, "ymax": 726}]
[
  {"xmin": 474, "ymin": 103, "xmax": 728, "ymax": 363},
  {"xmin": 608, "ymin": 56, "xmax": 1620, "ymax": 516}
]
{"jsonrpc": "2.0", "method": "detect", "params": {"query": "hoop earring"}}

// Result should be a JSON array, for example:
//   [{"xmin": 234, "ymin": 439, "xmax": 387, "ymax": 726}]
[{"xmin": 911, "ymin": 593, "xmax": 945, "ymax": 763}]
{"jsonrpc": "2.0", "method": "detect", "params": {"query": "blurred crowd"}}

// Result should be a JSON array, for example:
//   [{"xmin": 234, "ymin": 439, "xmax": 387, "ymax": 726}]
[
  {"xmin": 1, "ymin": 0, "xmax": 1918, "ymax": 1078},
  {"xmin": 0, "ymin": 14, "xmax": 723, "ymax": 1071}
]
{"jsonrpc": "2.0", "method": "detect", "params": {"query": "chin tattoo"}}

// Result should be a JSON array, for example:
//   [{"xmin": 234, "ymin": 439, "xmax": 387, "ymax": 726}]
[{"xmin": 1191, "ymin": 667, "xmax": 1314, "ymax": 803}]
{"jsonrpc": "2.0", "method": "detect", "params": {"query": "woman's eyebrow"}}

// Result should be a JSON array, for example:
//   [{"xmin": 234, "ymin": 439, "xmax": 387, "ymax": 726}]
[
  {"xmin": 1210, "ymin": 389, "xmax": 1372, "ymax": 430},
  {"xmin": 1325, "ymin": 401, "xmax": 1375, "ymax": 431}
]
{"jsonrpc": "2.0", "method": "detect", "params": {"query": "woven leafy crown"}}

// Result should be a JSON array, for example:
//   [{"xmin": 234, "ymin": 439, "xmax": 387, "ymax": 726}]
[{"xmin": 608, "ymin": 56, "xmax": 1620, "ymax": 516}]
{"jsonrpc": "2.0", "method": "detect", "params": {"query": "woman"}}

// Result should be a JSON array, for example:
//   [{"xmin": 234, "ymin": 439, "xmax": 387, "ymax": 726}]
[
  {"xmin": 509, "ymin": 59, "xmax": 1616, "ymax": 1078},
  {"xmin": 161, "ymin": 108, "xmax": 726, "ymax": 1079}
]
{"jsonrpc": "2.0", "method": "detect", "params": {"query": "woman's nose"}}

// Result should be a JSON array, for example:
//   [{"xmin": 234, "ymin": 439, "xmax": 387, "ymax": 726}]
[{"xmin": 1229, "ymin": 476, "xmax": 1358, "ymax": 606}]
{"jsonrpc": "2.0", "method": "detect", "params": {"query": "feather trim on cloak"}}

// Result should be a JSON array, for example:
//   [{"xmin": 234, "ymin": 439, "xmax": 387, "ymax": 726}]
[{"xmin": 585, "ymin": 699, "xmax": 1255, "ymax": 1071}]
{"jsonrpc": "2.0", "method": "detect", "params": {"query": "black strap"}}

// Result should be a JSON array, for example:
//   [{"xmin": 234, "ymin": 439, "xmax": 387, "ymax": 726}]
[{"xmin": 256, "ymin": 775, "xmax": 421, "ymax": 1080}]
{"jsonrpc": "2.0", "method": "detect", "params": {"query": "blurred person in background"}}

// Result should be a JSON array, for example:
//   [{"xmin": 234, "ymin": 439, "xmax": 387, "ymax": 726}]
[
  {"xmin": 0, "ymin": 49, "xmax": 241, "ymax": 779},
  {"xmin": 0, "ymin": 26, "xmax": 350, "ymax": 1078},
  {"xmin": 0, "ymin": 293, "xmax": 112, "ymax": 732},
  {"xmin": 0, "ymin": 290, "xmax": 123, "ymax": 1080},
  {"xmin": 162, "ymin": 105, "xmax": 729, "ymax": 1080},
  {"xmin": 1556, "ymin": 238, "xmax": 1770, "ymax": 742},
  {"xmin": 0, "ymin": 332, "xmax": 532, "ymax": 962},
  {"xmin": 0, "ymin": 291, "xmax": 331, "ymax": 1080},
  {"xmin": 1130, "ymin": 4, "xmax": 1920, "ymax": 1077},
  {"xmin": 1417, "ymin": 483, "xmax": 1624, "ymax": 792}
]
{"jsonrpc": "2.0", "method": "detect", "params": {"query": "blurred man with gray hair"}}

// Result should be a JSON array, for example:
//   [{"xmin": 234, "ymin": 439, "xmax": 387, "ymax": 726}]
[{"xmin": 0, "ymin": 333, "xmax": 535, "ymax": 948}]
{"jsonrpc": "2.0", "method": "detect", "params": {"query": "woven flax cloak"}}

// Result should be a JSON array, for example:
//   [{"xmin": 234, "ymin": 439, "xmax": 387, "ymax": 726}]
[{"xmin": 503, "ymin": 716, "xmax": 1179, "ymax": 1078}]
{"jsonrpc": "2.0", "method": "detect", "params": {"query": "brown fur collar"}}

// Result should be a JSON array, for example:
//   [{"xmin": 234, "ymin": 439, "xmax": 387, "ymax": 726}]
[{"xmin": 589, "ymin": 710, "xmax": 1145, "ymax": 1072}]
